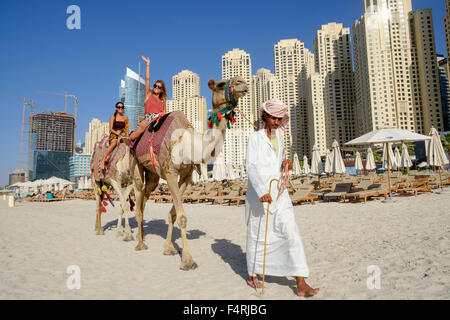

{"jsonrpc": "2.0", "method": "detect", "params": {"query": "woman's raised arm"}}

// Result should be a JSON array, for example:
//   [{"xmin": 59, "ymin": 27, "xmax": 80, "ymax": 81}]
[{"xmin": 141, "ymin": 55, "xmax": 151, "ymax": 99}]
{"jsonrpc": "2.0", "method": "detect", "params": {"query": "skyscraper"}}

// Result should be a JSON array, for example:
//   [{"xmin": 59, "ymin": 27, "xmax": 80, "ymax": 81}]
[
  {"xmin": 84, "ymin": 118, "xmax": 109, "ymax": 154},
  {"xmin": 306, "ymin": 73, "xmax": 328, "ymax": 156},
  {"xmin": 166, "ymin": 70, "xmax": 207, "ymax": 133},
  {"xmin": 409, "ymin": 9, "xmax": 444, "ymax": 133},
  {"xmin": 438, "ymin": 55, "xmax": 450, "ymax": 131},
  {"xmin": 314, "ymin": 23, "xmax": 356, "ymax": 148},
  {"xmin": 120, "ymin": 67, "xmax": 146, "ymax": 131},
  {"xmin": 353, "ymin": 0, "xmax": 415, "ymax": 136},
  {"xmin": 445, "ymin": 0, "xmax": 450, "ymax": 67},
  {"xmin": 30, "ymin": 112, "xmax": 75, "ymax": 180},
  {"xmin": 274, "ymin": 39, "xmax": 314, "ymax": 158},
  {"xmin": 221, "ymin": 49, "xmax": 254, "ymax": 167},
  {"xmin": 252, "ymin": 68, "xmax": 282, "ymax": 127}
]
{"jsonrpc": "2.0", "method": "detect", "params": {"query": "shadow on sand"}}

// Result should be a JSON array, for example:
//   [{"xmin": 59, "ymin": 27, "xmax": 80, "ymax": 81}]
[{"xmin": 211, "ymin": 238, "xmax": 297, "ymax": 293}]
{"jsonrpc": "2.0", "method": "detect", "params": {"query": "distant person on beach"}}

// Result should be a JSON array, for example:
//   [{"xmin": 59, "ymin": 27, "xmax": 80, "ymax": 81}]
[
  {"xmin": 62, "ymin": 186, "xmax": 67, "ymax": 200},
  {"xmin": 100, "ymin": 102, "xmax": 129, "ymax": 170},
  {"xmin": 123, "ymin": 55, "xmax": 167, "ymax": 144},
  {"xmin": 245, "ymin": 98, "xmax": 319, "ymax": 298}
]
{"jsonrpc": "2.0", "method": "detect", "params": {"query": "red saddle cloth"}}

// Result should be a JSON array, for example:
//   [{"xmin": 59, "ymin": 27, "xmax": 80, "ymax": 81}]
[
  {"xmin": 133, "ymin": 110, "xmax": 192, "ymax": 171},
  {"xmin": 91, "ymin": 136, "xmax": 128, "ymax": 182}
]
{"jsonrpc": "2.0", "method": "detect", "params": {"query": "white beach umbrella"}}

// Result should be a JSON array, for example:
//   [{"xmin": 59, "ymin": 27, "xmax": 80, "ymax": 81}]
[
  {"xmin": 310, "ymin": 144, "xmax": 323, "ymax": 175},
  {"xmin": 324, "ymin": 149, "xmax": 332, "ymax": 174},
  {"xmin": 365, "ymin": 147, "xmax": 376, "ymax": 171},
  {"xmin": 400, "ymin": 143, "xmax": 412, "ymax": 170},
  {"xmin": 239, "ymin": 165, "xmax": 246, "ymax": 178},
  {"xmin": 292, "ymin": 153, "xmax": 302, "ymax": 177},
  {"xmin": 346, "ymin": 128, "xmax": 431, "ymax": 197},
  {"xmin": 426, "ymin": 127, "xmax": 450, "ymax": 190},
  {"xmin": 226, "ymin": 164, "xmax": 236, "ymax": 180},
  {"xmin": 200, "ymin": 164, "xmax": 208, "ymax": 181},
  {"xmin": 394, "ymin": 146, "xmax": 402, "ymax": 170},
  {"xmin": 330, "ymin": 140, "xmax": 346, "ymax": 174},
  {"xmin": 354, "ymin": 151, "xmax": 364, "ymax": 172},
  {"xmin": 302, "ymin": 155, "xmax": 310, "ymax": 175},
  {"xmin": 191, "ymin": 170, "xmax": 199, "ymax": 184},
  {"xmin": 382, "ymin": 143, "xmax": 398, "ymax": 171},
  {"xmin": 212, "ymin": 153, "xmax": 226, "ymax": 181}
]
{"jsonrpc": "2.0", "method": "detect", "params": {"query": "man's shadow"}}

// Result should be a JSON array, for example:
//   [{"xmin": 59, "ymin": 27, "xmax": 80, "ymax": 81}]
[{"xmin": 211, "ymin": 238, "xmax": 297, "ymax": 293}]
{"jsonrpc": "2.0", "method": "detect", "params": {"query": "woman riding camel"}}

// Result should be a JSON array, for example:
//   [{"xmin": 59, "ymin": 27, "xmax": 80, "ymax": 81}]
[
  {"xmin": 100, "ymin": 101, "xmax": 130, "ymax": 170},
  {"xmin": 123, "ymin": 55, "xmax": 167, "ymax": 143}
]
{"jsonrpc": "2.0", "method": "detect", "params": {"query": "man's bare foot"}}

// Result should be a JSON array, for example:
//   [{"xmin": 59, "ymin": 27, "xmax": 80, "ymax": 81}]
[
  {"xmin": 247, "ymin": 276, "xmax": 262, "ymax": 289},
  {"xmin": 296, "ymin": 277, "xmax": 319, "ymax": 298}
]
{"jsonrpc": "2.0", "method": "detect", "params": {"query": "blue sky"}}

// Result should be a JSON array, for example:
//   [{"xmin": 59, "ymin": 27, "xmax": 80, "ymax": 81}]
[{"xmin": 0, "ymin": 0, "xmax": 446, "ymax": 186}]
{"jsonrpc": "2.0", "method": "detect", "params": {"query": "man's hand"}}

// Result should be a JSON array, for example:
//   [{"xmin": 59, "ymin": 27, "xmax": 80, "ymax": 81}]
[
  {"xmin": 259, "ymin": 193, "xmax": 272, "ymax": 203},
  {"xmin": 283, "ymin": 159, "xmax": 292, "ymax": 171}
]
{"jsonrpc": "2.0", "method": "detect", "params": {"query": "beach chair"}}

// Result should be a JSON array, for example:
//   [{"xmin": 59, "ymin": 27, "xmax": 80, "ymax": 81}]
[
  {"xmin": 291, "ymin": 184, "xmax": 318, "ymax": 205},
  {"xmin": 397, "ymin": 176, "xmax": 432, "ymax": 197},
  {"xmin": 323, "ymin": 182, "xmax": 353, "ymax": 202},
  {"xmin": 346, "ymin": 182, "xmax": 389, "ymax": 203}
]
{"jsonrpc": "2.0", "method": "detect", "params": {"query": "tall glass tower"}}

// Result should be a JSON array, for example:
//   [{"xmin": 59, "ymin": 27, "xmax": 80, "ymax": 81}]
[{"xmin": 119, "ymin": 67, "xmax": 146, "ymax": 131}]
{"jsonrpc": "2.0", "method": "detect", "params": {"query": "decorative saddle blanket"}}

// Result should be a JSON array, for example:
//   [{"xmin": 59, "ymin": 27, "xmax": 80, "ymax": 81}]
[
  {"xmin": 133, "ymin": 110, "xmax": 192, "ymax": 171},
  {"xmin": 91, "ymin": 135, "xmax": 128, "ymax": 182}
]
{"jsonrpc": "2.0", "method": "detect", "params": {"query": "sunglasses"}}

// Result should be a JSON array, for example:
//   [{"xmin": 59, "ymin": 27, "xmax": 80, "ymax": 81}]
[
  {"xmin": 116, "ymin": 106, "xmax": 125, "ymax": 109},
  {"xmin": 154, "ymin": 84, "xmax": 163, "ymax": 89}
]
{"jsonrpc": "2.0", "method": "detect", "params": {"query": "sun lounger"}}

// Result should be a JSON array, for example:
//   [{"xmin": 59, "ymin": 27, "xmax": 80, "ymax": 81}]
[
  {"xmin": 397, "ymin": 176, "xmax": 432, "ymax": 197},
  {"xmin": 346, "ymin": 183, "xmax": 389, "ymax": 203},
  {"xmin": 323, "ymin": 183, "xmax": 353, "ymax": 202},
  {"xmin": 291, "ymin": 185, "xmax": 318, "ymax": 205}
]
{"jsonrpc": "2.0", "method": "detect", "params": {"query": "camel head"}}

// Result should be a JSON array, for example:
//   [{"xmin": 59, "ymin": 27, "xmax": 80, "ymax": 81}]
[{"xmin": 208, "ymin": 76, "xmax": 248, "ymax": 113}]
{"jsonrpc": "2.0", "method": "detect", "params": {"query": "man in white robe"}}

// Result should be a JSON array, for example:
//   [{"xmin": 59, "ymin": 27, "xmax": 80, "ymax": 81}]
[{"xmin": 245, "ymin": 98, "xmax": 319, "ymax": 297}]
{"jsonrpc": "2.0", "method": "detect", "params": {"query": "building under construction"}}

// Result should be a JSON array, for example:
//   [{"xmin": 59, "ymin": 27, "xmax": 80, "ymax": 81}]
[{"xmin": 30, "ymin": 112, "xmax": 75, "ymax": 180}]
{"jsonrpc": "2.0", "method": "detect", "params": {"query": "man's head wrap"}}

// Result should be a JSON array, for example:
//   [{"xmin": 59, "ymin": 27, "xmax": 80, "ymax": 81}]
[{"xmin": 260, "ymin": 98, "xmax": 289, "ymax": 131}]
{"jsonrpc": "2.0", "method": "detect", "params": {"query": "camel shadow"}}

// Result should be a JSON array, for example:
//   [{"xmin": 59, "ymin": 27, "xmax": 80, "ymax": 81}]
[
  {"xmin": 211, "ymin": 238, "xmax": 297, "ymax": 293},
  {"xmin": 103, "ymin": 217, "xmax": 206, "ymax": 242}
]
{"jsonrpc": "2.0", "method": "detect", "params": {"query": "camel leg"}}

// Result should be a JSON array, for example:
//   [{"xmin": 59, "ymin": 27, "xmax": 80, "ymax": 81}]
[
  {"xmin": 133, "ymin": 162, "xmax": 148, "ymax": 251},
  {"xmin": 165, "ymin": 171, "xmax": 198, "ymax": 271},
  {"xmin": 110, "ymin": 180, "xmax": 134, "ymax": 241},
  {"xmin": 164, "ymin": 167, "xmax": 193, "ymax": 256},
  {"xmin": 93, "ymin": 177, "xmax": 104, "ymax": 235}
]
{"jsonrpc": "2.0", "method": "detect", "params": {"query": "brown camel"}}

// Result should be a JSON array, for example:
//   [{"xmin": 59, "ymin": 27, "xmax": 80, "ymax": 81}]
[{"xmin": 130, "ymin": 76, "xmax": 248, "ymax": 270}]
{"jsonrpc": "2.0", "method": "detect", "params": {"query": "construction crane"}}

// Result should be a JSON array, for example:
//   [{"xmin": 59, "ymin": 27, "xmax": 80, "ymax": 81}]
[{"xmin": 36, "ymin": 91, "xmax": 78, "ymax": 153}]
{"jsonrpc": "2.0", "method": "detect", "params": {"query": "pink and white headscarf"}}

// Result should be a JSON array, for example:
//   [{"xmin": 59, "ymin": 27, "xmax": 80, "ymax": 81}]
[{"xmin": 260, "ymin": 98, "xmax": 289, "ymax": 132}]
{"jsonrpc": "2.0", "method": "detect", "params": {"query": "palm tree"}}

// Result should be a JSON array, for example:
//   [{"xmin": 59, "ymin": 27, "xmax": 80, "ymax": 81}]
[{"xmin": 441, "ymin": 133, "xmax": 450, "ymax": 155}]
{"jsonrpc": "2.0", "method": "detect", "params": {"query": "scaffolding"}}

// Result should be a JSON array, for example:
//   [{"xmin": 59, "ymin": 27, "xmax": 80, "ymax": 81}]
[{"xmin": 32, "ymin": 112, "xmax": 75, "ymax": 153}]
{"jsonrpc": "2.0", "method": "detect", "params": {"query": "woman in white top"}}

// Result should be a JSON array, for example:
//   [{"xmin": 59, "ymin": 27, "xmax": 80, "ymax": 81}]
[{"xmin": 245, "ymin": 98, "xmax": 319, "ymax": 297}]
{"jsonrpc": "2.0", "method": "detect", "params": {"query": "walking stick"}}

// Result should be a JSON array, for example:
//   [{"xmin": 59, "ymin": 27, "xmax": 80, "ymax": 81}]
[{"xmin": 261, "ymin": 178, "xmax": 279, "ymax": 296}]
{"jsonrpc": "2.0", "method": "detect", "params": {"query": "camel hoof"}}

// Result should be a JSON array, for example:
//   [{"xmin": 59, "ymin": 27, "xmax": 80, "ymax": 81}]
[
  {"xmin": 96, "ymin": 229, "xmax": 104, "ymax": 236},
  {"xmin": 116, "ymin": 230, "xmax": 124, "ymax": 237},
  {"xmin": 163, "ymin": 247, "xmax": 179, "ymax": 256},
  {"xmin": 123, "ymin": 233, "xmax": 134, "ymax": 242},
  {"xmin": 135, "ymin": 242, "xmax": 148, "ymax": 251},
  {"xmin": 179, "ymin": 260, "xmax": 198, "ymax": 271}
]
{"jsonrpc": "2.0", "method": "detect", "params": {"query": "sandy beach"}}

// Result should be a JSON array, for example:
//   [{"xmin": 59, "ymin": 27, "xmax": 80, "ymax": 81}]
[{"xmin": 0, "ymin": 192, "xmax": 449, "ymax": 300}]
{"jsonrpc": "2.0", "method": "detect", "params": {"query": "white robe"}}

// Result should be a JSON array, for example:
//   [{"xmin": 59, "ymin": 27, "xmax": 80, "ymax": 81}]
[{"xmin": 245, "ymin": 129, "xmax": 309, "ymax": 277}]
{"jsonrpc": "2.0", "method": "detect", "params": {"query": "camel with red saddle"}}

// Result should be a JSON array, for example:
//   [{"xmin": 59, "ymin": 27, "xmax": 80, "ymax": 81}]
[{"xmin": 130, "ymin": 76, "xmax": 248, "ymax": 270}]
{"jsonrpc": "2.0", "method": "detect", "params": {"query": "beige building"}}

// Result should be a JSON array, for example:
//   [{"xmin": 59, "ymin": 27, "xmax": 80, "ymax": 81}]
[
  {"xmin": 314, "ymin": 23, "xmax": 356, "ymax": 148},
  {"xmin": 306, "ymin": 73, "xmax": 328, "ymax": 156},
  {"xmin": 172, "ymin": 70, "xmax": 201, "ymax": 101},
  {"xmin": 166, "ymin": 70, "xmax": 207, "ymax": 133},
  {"xmin": 353, "ymin": 0, "xmax": 416, "ymax": 136},
  {"xmin": 84, "ymin": 118, "xmax": 109, "ymax": 154},
  {"xmin": 274, "ymin": 39, "xmax": 314, "ymax": 158},
  {"xmin": 221, "ymin": 48, "xmax": 254, "ymax": 167},
  {"xmin": 409, "ymin": 9, "xmax": 444, "ymax": 133},
  {"xmin": 252, "ymin": 68, "xmax": 282, "ymax": 127}
]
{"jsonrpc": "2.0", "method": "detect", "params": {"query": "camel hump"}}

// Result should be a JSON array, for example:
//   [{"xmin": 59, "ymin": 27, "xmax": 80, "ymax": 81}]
[{"xmin": 134, "ymin": 111, "xmax": 192, "ymax": 170}]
